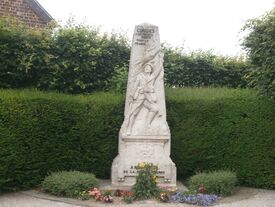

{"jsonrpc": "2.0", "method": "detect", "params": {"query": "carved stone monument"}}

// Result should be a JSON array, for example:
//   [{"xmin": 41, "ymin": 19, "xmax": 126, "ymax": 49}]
[{"xmin": 111, "ymin": 23, "xmax": 176, "ymax": 187}]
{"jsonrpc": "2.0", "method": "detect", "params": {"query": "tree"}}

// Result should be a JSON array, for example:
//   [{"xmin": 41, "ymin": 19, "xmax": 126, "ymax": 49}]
[
  {"xmin": 242, "ymin": 8, "xmax": 275, "ymax": 100},
  {"xmin": 0, "ymin": 17, "xmax": 54, "ymax": 89},
  {"xmin": 38, "ymin": 22, "xmax": 130, "ymax": 94}
]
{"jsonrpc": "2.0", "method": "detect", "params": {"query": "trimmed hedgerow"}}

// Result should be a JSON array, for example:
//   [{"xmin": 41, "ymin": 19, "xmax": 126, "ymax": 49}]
[
  {"xmin": 188, "ymin": 170, "xmax": 238, "ymax": 196},
  {"xmin": 167, "ymin": 88, "xmax": 275, "ymax": 190},
  {"xmin": 0, "ymin": 89, "xmax": 124, "ymax": 191},
  {"xmin": 0, "ymin": 88, "xmax": 274, "ymax": 191},
  {"xmin": 42, "ymin": 171, "xmax": 99, "ymax": 197}
]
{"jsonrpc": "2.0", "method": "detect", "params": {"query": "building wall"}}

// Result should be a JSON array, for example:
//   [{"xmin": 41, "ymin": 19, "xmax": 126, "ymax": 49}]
[{"xmin": 0, "ymin": 0, "xmax": 49, "ymax": 27}]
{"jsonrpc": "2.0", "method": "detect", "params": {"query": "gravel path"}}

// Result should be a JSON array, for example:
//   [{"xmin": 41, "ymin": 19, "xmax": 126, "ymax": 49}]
[
  {"xmin": 0, "ymin": 192, "xmax": 77, "ymax": 207},
  {"xmin": 0, "ymin": 188, "xmax": 274, "ymax": 207},
  {"xmin": 217, "ymin": 189, "xmax": 275, "ymax": 207}
]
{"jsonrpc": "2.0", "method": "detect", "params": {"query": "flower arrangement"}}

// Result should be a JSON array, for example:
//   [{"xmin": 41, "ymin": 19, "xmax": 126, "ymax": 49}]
[
  {"xmin": 122, "ymin": 190, "xmax": 134, "ymax": 197},
  {"xmin": 102, "ymin": 195, "xmax": 113, "ymax": 203},
  {"xmin": 88, "ymin": 188, "xmax": 115, "ymax": 203},
  {"xmin": 132, "ymin": 162, "xmax": 160, "ymax": 200},
  {"xmin": 102, "ymin": 190, "xmax": 113, "ymax": 203},
  {"xmin": 88, "ymin": 188, "xmax": 102, "ymax": 201},
  {"xmin": 87, "ymin": 186, "xmax": 219, "ymax": 206},
  {"xmin": 88, "ymin": 188, "xmax": 135, "ymax": 204},
  {"xmin": 159, "ymin": 192, "xmax": 170, "ymax": 202},
  {"xmin": 113, "ymin": 189, "xmax": 135, "ymax": 203}
]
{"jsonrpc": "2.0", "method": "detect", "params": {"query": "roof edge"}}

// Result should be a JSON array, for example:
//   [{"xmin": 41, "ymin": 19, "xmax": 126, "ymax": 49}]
[{"xmin": 24, "ymin": 0, "xmax": 53, "ymax": 23}]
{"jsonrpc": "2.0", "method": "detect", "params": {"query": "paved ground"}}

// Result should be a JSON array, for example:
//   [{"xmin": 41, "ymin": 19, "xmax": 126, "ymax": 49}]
[{"xmin": 0, "ymin": 187, "xmax": 274, "ymax": 207}]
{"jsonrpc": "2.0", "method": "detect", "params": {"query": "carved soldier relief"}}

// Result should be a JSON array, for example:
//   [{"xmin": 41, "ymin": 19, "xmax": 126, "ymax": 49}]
[{"xmin": 122, "ymin": 24, "xmax": 169, "ymax": 136}]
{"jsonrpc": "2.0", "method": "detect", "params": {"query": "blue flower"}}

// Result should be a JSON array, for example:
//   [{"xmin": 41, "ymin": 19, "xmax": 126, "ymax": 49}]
[{"xmin": 169, "ymin": 191, "xmax": 220, "ymax": 206}]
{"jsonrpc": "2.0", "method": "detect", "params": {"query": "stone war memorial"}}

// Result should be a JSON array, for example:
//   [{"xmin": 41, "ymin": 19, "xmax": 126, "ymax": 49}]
[{"xmin": 111, "ymin": 23, "xmax": 177, "ymax": 187}]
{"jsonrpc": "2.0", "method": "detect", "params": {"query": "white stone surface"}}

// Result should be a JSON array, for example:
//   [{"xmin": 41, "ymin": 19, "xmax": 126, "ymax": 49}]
[{"xmin": 111, "ymin": 23, "xmax": 176, "ymax": 187}]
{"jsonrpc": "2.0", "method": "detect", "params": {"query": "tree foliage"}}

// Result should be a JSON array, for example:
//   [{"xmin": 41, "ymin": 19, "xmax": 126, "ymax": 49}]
[
  {"xmin": 164, "ymin": 47, "xmax": 248, "ymax": 88},
  {"xmin": 242, "ymin": 8, "xmax": 275, "ymax": 100},
  {"xmin": 0, "ymin": 17, "xmax": 54, "ymax": 88},
  {"xmin": 0, "ymin": 17, "xmax": 250, "ymax": 93},
  {"xmin": 0, "ymin": 17, "xmax": 130, "ymax": 94},
  {"xmin": 39, "ymin": 22, "xmax": 130, "ymax": 93}
]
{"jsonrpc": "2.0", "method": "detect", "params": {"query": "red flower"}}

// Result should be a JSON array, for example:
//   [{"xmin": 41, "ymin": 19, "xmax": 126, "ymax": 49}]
[
  {"xmin": 122, "ymin": 191, "xmax": 134, "ymax": 197},
  {"xmin": 198, "ymin": 185, "xmax": 206, "ymax": 194}
]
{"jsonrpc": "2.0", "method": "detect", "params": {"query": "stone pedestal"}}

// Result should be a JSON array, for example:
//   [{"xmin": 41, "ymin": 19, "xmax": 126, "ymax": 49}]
[{"xmin": 111, "ymin": 23, "xmax": 176, "ymax": 187}]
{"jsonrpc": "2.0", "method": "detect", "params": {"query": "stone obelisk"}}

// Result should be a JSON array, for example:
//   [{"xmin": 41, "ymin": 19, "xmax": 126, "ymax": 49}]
[{"xmin": 111, "ymin": 23, "xmax": 176, "ymax": 187}]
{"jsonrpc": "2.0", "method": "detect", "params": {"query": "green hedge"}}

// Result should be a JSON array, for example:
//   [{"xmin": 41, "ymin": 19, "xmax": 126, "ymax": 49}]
[
  {"xmin": 0, "ymin": 89, "xmax": 124, "ymax": 191},
  {"xmin": 1, "ymin": 17, "xmax": 249, "ymax": 93},
  {"xmin": 167, "ymin": 88, "xmax": 275, "ymax": 189},
  {"xmin": 0, "ymin": 88, "xmax": 274, "ymax": 191}
]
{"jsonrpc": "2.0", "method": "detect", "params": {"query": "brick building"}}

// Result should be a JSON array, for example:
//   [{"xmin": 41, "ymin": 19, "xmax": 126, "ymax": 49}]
[{"xmin": 0, "ymin": 0, "xmax": 53, "ymax": 27}]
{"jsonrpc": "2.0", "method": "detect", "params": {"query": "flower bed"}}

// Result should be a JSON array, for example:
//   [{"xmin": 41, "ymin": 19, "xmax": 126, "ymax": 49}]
[
  {"xmin": 73, "ymin": 163, "xmax": 221, "ymax": 206},
  {"xmin": 76, "ymin": 187, "xmax": 220, "ymax": 206},
  {"xmin": 41, "ymin": 165, "xmax": 223, "ymax": 206},
  {"xmin": 169, "ymin": 191, "xmax": 219, "ymax": 206}
]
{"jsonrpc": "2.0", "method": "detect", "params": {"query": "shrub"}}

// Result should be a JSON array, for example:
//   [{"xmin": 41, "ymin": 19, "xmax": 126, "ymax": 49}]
[
  {"xmin": 41, "ymin": 171, "xmax": 99, "ymax": 197},
  {"xmin": 188, "ymin": 171, "xmax": 238, "ymax": 196}
]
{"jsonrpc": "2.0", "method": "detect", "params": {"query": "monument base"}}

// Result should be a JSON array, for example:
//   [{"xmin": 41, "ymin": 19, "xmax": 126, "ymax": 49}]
[{"xmin": 111, "ymin": 135, "xmax": 177, "ymax": 187}]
